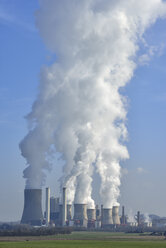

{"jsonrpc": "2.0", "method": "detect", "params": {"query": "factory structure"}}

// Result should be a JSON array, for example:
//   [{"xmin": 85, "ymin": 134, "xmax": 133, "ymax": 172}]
[{"xmin": 21, "ymin": 187, "xmax": 151, "ymax": 228}]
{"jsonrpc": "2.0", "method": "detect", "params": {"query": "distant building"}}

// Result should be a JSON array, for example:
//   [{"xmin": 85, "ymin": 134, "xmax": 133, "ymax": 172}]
[{"xmin": 152, "ymin": 218, "xmax": 166, "ymax": 228}]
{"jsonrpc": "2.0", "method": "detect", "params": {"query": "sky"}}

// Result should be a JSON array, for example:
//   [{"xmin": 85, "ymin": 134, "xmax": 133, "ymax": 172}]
[{"xmin": 0, "ymin": 0, "xmax": 166, "ymax": 221}]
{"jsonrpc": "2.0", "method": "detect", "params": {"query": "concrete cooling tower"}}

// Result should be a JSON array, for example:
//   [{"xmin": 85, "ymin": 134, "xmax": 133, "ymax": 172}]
[
  {"xmin": 21, "ymin": 189, "xmax": 43, "ymax": 226},
  {"xmin": 74, "ymin": 204, "xmax": 88, "ymax": 227},
  {"xmin": 102, "ymin": 208, "xmax": 113, "ymax": 225},
  {"xmin": 112, "ymin": 206, "xmax": 120, "ymax": 225},
  {"xmin": 87, "ymin": 209, "xmax": 96, "ymax": 220}
]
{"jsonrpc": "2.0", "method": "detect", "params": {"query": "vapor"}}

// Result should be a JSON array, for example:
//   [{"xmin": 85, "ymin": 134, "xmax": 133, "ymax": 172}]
[{"xmin": 20, "ymin": 0, "xmax": 166, "ymax": 208}]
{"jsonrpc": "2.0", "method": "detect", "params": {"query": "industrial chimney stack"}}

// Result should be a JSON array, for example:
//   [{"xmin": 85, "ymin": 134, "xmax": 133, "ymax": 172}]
[
  {"xmin": 121, "ymin": 206, "xmax": 125, "ymax": 224},
  {"xmin": 137, "ymin": 211, "xmax": 140, "ymax": 226},
  {"xmin": 62, "ymin": 187, "xmax": 67, "ymax": 226},
  {"xmin": 45, "ymin": 187, "xmax": 50, "ymax": 226}
]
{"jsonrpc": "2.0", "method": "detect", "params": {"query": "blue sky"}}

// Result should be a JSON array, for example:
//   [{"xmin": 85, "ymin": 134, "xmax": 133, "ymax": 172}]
[{"xmin": 0, "ymin": 0, "xmax": 166, "ymax": 221}]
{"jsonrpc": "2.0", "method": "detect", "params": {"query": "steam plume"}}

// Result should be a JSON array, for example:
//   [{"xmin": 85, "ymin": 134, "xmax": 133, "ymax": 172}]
[{"xmin": 20, "ymin": 0, "xmax": 166, "ymax": 208}]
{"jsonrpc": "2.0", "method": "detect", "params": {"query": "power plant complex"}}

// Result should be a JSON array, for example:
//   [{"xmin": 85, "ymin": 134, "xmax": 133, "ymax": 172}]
[
  {"xmin": 21, "ymin": 186, "xmax": 159, "ymax": 232},
  {"xmin": 21, "ymin": 187, "xmax": 124, "ymax": 228}
]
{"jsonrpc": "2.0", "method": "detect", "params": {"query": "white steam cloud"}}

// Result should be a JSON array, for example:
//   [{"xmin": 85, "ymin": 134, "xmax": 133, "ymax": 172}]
[{"xmin": 20, "ymin": 0, "xmax": 166, "ymax": 208}]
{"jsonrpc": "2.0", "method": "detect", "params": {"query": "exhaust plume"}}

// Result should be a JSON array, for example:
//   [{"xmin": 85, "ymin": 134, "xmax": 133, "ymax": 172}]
[{"xmin": 20, "ymin": 0, "xmax": 166, "ymax": 207}]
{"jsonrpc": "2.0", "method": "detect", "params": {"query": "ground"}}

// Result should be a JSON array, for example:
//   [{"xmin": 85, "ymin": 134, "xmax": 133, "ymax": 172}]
[{"xmin": 1, "ymin": 231, "xmax": 166, "ymax": 247}]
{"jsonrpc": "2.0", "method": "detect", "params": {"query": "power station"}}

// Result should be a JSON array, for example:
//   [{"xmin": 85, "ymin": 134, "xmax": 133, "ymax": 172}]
[
  {"xmin": 20, "ymin": 187, "xmax": 124, "ymax": 228},
  {"xmin": 20, "ymin": 186, "xmax": 156, "ymax": 229}
]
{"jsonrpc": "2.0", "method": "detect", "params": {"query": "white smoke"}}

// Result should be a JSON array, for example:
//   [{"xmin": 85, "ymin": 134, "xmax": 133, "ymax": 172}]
[
  {"xmin": 128, "ymin": 208, "xmax": 135, "ymax": 223},
  {"xmin": 20, "ymin": 0, "xmax": 166, "ymax": 208},
  {"xmin": 144, "ymin": 213, "xmax": 151, "ymax": 223}
]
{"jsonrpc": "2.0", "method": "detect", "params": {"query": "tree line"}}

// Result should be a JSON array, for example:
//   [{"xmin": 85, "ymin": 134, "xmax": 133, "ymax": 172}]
[{"xmin": 0, "ymin": 224, "xmax": 72, "ymax": 236}]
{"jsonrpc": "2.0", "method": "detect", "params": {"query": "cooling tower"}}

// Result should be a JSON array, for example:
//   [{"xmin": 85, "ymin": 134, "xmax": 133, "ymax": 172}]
[
  {"xmin": 21, "ymin": 189, "xmax": 43, "ymax": 226},
  {"xmin": 62, "ymin": 187, "xmax": 67, "ymax": 226},
  {"xmin": 74, "ymin": 204, "xmax": 88, "ymax": 221},
  {"xmin": 67, "ymin": 204, "xmax": 72, "ymax": 221},
  {"xmin": 50, "ymin": 197, "xmax": 59, "ymax": 212},
  {"xmin": 50, "ymin": 197, "xmax": 59, "ymax": 223},
  {"xmin": 112, "ymin": 206, "xmax": 120, "ymax": 225},
  {"xmin": 87, "ymin": 209, "xmax": 96, "ymax": 220},
  {"xmin": 45, "ymin": 187, "xmax": 50, "ymax": 226},
  {"xmin": 102, "ymin": 208, "xmax": 113, "ymax": 225},
  {"xmin": 50, "ymin": 196, "xmax": 59, "ymax": 213}
]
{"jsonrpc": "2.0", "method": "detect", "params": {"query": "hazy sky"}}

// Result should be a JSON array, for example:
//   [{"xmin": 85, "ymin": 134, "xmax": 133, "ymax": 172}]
[{"xmin": 0, "ymin": 0, "xmax": 166, "ymax": 221}]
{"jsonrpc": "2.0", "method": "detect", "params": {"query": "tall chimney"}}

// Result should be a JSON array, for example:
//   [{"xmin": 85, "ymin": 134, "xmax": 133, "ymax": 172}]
[
  {"xmin": 62, "ymin": 187, "xmax": 67, "ymax": 226},
  {"xmin": 101, "ymin": 204, "xmax": 103, "ymax": 222},
  {"xmin": 59, "ymin": 204, "xmax": 63, "ymax": 225},
  {"xmin": 112, "ymin": 206, "xmax": 120, "ymax": 225},
  {"xmin": 102, "ymin": 208, "xmax": 113, "ymax": 225},
  {"xmin": 45, "ymin": 187, "xmax": 50, "ymax": 226},
  {"xmin": 121, "ymin": 206, "xmax": 125, "ymax": 224},
  {"xmin": 21, "ymin": 189, "xmax": 43, "ymax": 226},
  {"xmin": 137, "ymin": 211, "xmax": 140, "ymax": 226},
  {"xmin": 96, "ymin": 205, "xmax": 100, "ymax": 220}
]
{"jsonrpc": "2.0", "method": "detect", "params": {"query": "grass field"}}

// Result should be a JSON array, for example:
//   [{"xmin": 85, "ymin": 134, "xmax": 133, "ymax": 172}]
[{"xmin": 1, "ymin": 231, "xmax": 166, "ymax": 248}]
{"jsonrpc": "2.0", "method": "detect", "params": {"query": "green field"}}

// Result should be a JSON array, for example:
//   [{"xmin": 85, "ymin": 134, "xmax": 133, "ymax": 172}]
[
  {"xmin": 0, "ymin": 240, "xmax": 166, "ymax": 248},
  {"xmin": 1, "ymin": 232, "xmax": 166, "ymax": 248},
  {"xmin": 1, "ymin": 240, "xmax": 166, "ymax": 248}
]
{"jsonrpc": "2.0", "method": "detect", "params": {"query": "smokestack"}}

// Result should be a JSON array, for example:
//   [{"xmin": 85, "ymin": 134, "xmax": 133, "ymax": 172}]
[
  {"xmin": 112, "ymin": 206, "xmax": 120, "ymax": 225},
  {"xmin": 96, "ymin": 205, "xmax": 100, "ymax": 220},
  {"xmin": 74, "ymin": 204, "xmax": 88, "ymax": 221},
  {"xmin": 45, "ymin": 187, "xmax": 50, "ymax": 226},
  {"xmin": 21, "ymin": 189, "xmax": 43, "ymax": 226},
  {"xmin": 121, "ymin": 206, "xmax": 125, "ymax": 224},
  {"xmin": 59, "ymin": 204, "xmax": 63, "ymax": 225},
  {"xmin": 101, "ymin": 204, "xmax": 103, "ymax": 222},
  {"xmin": 67, "ymin": 204, "xmax": 72, "ymax": 221},
  {"xmin": 62, "ymin": 187, "xmax": 67, "ymax": 226},
  {"xmin": 137, "ymin": 211, "xmax": 140, "ymax": 226},
  {"xmin": 102, "ymin": 208, "xmax": 113, "ymax": 225},
  {"xmin": 87, "ymin": 209, "xmax": 96, "ymax": 221}
]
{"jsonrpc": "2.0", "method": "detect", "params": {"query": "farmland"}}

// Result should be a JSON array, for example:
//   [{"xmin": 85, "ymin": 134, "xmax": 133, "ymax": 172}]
[{"xmin": 1, "ymin": 231, "xmax": 166, "ymax": 248}]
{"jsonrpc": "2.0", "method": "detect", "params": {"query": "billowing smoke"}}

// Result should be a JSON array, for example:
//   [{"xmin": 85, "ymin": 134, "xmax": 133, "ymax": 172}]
[{"xmin": 20, "ymin": 0, "xmax": 166, "ymax": 208}]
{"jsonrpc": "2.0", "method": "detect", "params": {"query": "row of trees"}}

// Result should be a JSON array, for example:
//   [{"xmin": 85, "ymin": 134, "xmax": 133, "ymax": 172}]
[{"xmin": 0, "ymin": 225, "xmax": 72, "ymax": 236}]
